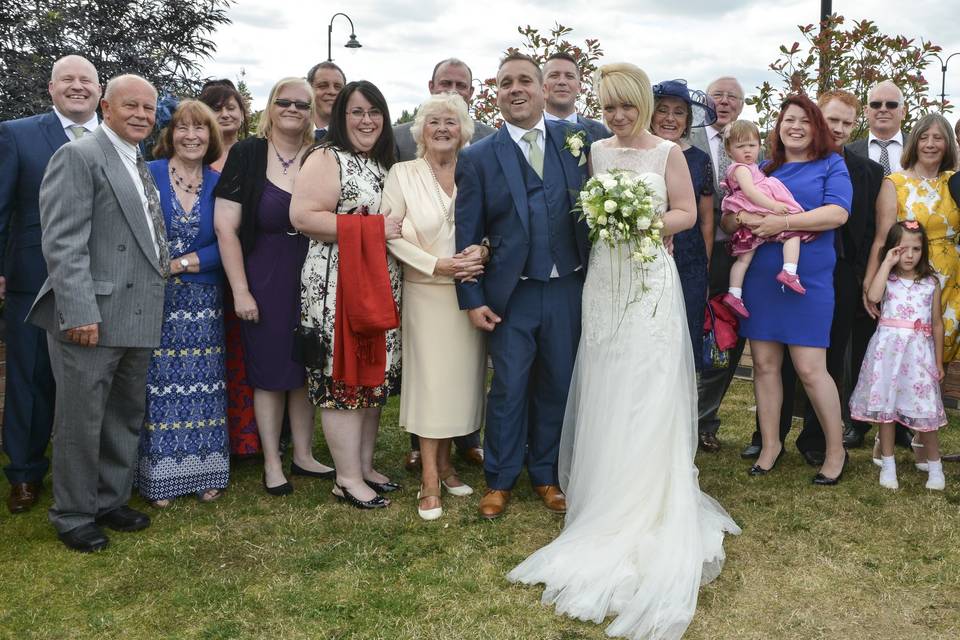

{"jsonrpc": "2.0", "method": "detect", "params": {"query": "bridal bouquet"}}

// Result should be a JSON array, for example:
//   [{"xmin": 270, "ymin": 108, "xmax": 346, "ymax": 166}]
[{"xmin": 576, "ymin": 169, "xmax": 664, "ymax": 264}]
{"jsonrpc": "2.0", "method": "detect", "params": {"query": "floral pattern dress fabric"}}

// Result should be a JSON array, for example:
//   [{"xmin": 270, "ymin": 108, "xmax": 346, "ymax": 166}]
[
  {"xmin": 849, "ymin": 276, "xmax": 947, "ymax": 431},
  {"xmin": 889, "ymin": 171, "xmax": 960, "ymax": 361},
  {"xmin": 300, "ymin": 147, "xmax": 401, "ymax": 409}
]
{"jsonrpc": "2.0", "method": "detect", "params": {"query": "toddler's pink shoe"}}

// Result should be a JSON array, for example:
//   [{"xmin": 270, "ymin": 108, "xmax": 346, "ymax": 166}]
[
  {"xmin": 776, "ymin": 270, "xmax": 806, "ymax": 294},
  {"xmin": 721, "ymin": 293, "xmax": 750, "ymax": 318}
]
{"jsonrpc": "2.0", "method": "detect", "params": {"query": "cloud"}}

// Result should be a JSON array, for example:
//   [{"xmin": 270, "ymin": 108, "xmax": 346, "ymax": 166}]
[{"xmin": 226, "ymin": 3, "xmax": 289, "ymax": 30}]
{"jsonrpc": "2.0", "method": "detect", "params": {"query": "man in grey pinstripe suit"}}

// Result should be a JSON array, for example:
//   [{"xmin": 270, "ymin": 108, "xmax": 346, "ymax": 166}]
[{"xmin": 28, "ymin": 75, "xmax": 167, "ymax": 552}]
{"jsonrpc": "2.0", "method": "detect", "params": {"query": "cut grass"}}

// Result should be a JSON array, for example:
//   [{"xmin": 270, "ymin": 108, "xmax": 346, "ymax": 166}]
[{"xmin": 1, "ymin": 379, "xmax": 958, "ymax": 639}]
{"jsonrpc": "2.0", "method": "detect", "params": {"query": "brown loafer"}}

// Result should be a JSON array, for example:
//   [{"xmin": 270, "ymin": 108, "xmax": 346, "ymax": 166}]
[
  {"xmin": 698, "ymin": 431, "xmax": 721, "ymax": 453},
  {"xmin": 404, "ymin": 450, "xmax": 422, "ymax": 472},
  {"xmin": 459, "ymin": 446, "xmax": 484, "ymax": 466},
  {"xmin": 533, "ymin": 485, "xmax": 567, "ymax": 513},
  {"xmin": 7, "ymin": 482, "xmax": 42, "ymax": 514},
  {"xmin": 478, "ymin": 489, "xmax": 511, "ymax": 519}
]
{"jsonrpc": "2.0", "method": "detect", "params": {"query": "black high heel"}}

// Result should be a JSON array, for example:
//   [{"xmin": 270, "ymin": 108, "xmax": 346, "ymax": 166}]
[
  {"xmin": 813, "ymin": 452, "xmax": 849, "ymax": 486},
  {"xmin": 748, "ymin": 447, "xmax": 785, "ymax": 476},
  {"xmin": 290, "ymin": 462, "xmax": 336, "ymax": 480},
  {"xmin": 262, "ymin": 473, "xmax": 293, "ymax": 496},
  {"xmin": 364, "ymin": 479, "xmax": 402, "ymax": 493},
  {"xmin": 334, "ymin": 484, "xmax": 389, "ymax": 509}
]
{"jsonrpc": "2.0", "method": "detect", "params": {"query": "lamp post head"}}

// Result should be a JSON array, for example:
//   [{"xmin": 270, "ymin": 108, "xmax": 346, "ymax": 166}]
[{"xmin": 345, "ymin": 34, "xmax": 362, "ymax": 50}]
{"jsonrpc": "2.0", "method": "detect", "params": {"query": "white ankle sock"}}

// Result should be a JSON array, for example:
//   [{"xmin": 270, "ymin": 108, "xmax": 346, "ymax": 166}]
[
  {"xmin": 783, "ymin": 263, "xmax": 798, "ymax": 275},
  {"xmin": 879, "ymin": 456, "xmax": 898, "ymax": 489},
  {"xmin": 728, "ymin": 287, "xmax": 743, "ymax": 299},
  {"xmin": 927, "ymin": 460, "xmax": 945, "ymax": 490}
]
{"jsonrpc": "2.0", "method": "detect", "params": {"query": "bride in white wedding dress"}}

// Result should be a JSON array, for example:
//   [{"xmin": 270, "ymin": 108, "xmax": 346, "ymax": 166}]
[{"xmin": 508, "ymin": 63, "xmax": 740, "ymax": 640}]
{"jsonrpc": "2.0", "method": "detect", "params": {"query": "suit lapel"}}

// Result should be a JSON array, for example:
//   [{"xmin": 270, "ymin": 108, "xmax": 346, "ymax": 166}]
[
  {"xmin": 94, "ymin": 129, "xmax": 162, "ymax": 274},
  {"xmin": 494, "ymin": 126, "xmax": 530, "ymax": 237},
  {"xmin": 545, "ymin": 123, "xmax": 580, "ymax": 198},
  {"xmin": 39, "ymin": 111, "xmax": 70, "ymax": 154}
]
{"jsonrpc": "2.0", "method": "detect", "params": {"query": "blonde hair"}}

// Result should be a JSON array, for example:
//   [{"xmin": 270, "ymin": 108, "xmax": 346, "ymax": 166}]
[
  {"xmin": 256, "ymin": 77, "xmax": 316, "ymax": 145},
  {"xmin": 595, "ymin": 63, "xmax": 653, "ymax": 136},
  {"xmin": 410, "ymin": 93, "xmax": 474, "ymax": 158},
  {"xmin": 723, "ymin": 119, "xmax": 761, "ymax": 153}
]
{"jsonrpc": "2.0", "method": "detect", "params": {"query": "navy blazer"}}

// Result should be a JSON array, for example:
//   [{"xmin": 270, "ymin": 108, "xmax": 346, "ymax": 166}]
[
  {"xmin": 148, "ymin": 159, "xmax": 223, "ymax": 285},
  {"xmin": 577, "ymin": 114, "xmax": 611, "ymax": 142},
  {"xmin": 0, "ymin": 111, "xmax": 71, "ymax": 293},
  {"xmin": 455, "ymin": 119, "xmax": 590, "ymax": 315}
]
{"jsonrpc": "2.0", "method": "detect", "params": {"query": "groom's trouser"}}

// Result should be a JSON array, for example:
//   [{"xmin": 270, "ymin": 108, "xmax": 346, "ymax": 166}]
[{"xmin": 483, "ymin": 272, "xmax": 583, "ymax": 490}]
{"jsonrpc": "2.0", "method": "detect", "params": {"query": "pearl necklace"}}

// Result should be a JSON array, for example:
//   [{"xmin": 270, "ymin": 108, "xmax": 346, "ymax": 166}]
[{"xmin": 425, "ymin": 160, "xmax": 454, "ymax": 224}]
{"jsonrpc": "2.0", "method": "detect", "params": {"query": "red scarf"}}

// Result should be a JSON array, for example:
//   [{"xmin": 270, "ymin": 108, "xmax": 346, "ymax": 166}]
[{"xmin": 332, "ymin": 214, "xmax": 400, "ymax": 387}]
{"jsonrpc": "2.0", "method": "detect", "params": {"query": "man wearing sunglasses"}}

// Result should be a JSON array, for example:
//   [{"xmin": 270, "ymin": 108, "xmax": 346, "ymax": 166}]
[{"xmin": 846, "ymin": 80, "xmax": 906, "ymax": 176}]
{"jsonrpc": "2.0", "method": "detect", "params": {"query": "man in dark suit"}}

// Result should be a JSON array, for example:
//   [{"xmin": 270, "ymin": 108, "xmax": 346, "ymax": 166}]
[
  {"xmin": 455, "ymin": 54, "xmax": 590, "ymax": 519},
  {"xmin": 845, "ymin": 80, "xmax": 907, "ymax": 176},
  {"xmin": 0, "ymin": 55, "xmax": 100, "ymax": 514},
  {"xmin": 541, "ymin": 52, "xmax": 610, "ymax": 142},
  {"xmin": 306, "ymin": 61, "xmax": 345, "ymax": 142},
  {"xmin": 394, "ymin": 57, "xmax": 496, "ymax": 162},
  {"xmin": 395, "ymin": 57, "xmax": 495, "ymax": 470},
  {"xmin": 28, "ymin": 74, "xmax": 167, "ymax": 552}
]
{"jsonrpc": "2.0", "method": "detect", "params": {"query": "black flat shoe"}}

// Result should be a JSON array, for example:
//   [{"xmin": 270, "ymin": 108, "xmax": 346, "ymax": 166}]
[
  {"xmin": 334, "ymin": 484, "xmax": 388, "ymax": 509},
  {"xmin": 263, "ymin": 473, "xmax": 293, "ymax": 496},
  {"xmin": 58, "ymin": 523, "xmax": 109, "ymax": 552},
  {"xmin": 290, "ymin": 462, "xmax": 335, "ymax": 480},
  {"xmin": 799, "ymin": 450, "xmax": 826, "ymax": 467},
  {"xmin": 365, "ymin": 479, "xmax": 402, "ymax": 493},
  {"xmin": 748, "ymin": 448, "xmax": 785, "ymax": 476},
  {"xmin": 96, "ymin": 506, "xmax": 150, "ymax": 532},
  {"xmin": 813, "ymin": 452, "xmax": 849, "ymax": 486},
  {"xmin": 842, "ymin": 426, "xmax": 866, "ymax": 448}
]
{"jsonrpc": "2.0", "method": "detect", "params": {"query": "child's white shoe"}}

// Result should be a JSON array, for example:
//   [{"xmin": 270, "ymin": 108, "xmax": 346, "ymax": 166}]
[
  {"xmin": 879, "ymin": 456, "xmax": 898, "ymax": 490},
  {"xmin": 926, "ymin": 460, "xmax": 945, "ymax": 491}
]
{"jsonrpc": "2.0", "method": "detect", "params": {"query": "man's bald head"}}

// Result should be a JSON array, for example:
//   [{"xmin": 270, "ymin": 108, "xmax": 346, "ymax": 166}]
[
  {"xmin": 48, "ymin": 55, "xmax": 101, "ymax": 123},
  {"xmin": 101, "ymin": 74, "xmax": 158, "ymax": 144}
]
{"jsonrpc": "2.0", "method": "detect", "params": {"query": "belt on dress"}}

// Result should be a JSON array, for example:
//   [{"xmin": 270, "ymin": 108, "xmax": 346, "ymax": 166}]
[{"xmin": 878, "ymin": 318, "xmax": 932, "ymax": 335}]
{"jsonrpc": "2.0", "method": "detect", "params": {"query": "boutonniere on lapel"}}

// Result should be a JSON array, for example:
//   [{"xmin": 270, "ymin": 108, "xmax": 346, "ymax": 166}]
[{"xmin": 563, "ymin": 130, "xmax": 588, "ymax": 167}]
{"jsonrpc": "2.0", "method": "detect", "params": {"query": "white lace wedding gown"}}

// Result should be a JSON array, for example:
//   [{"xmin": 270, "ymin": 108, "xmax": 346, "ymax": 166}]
[{"xmin": 508, "ymin": 139, "xmax": 741, "ymax": 640}]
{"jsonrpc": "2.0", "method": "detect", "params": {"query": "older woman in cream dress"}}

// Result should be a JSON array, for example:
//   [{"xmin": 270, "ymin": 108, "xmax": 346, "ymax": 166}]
[{"xmin": 383, "ymin": 93, "xmax": 487, "ymax": 520}]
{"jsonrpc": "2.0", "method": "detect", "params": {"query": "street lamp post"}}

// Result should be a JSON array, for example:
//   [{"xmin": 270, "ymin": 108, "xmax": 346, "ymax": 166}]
[
  {"xmin": 327, "ymin": 13, "xmax": 362, "ymax": 62},
  {"xmin": 818, "ymin": 0, "xmax": 833, "ymax": 94},
  {"xmin": 929, "ymin": 52, "xmax": 960, "ymax": 108}
]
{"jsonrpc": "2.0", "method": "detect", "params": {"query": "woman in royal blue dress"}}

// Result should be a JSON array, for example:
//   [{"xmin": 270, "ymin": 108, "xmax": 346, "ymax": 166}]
[
  {"xmin": 139, "ymin": 100, "xmax": 229, "ymax": 506},
  {"xmin": 721, "ymin": 94, "xmax": 852, "ymax": 484}
]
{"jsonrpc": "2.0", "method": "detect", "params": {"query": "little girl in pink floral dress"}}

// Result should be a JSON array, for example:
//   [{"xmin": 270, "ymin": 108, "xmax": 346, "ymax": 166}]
[
  {"xmin": 849, "ymin": 220, "xmax": 947, "ymax": 491},
  {"xmin": 719, "ymin": 120, "xmax": 816, "ymax": 318}
]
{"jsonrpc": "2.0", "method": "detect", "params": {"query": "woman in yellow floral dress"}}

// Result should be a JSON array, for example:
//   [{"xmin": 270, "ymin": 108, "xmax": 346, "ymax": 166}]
[{"xmin": 865, "ymin": 113, "xmax": 959, "ymax": 463}]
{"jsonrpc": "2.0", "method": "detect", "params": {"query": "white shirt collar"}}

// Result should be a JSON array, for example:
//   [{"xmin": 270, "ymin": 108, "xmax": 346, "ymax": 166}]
[
  {"xmin": 544, "ymin": 110, "xmax": 578, "ymax": 125},
  {"xmin": 868, "ymin": 130, "xmax": 904, "ymax": 146},
  {"xmin": 504, "ymin": 117, "xmax": 547, "ymax": 147},
  {"xmin": 52, "ymin": 106, "xmax": 99, "ymax": 134},
  {"xmin": 707, "ymin": 125, "xmax": 724, "ymax": 143},
  {"xmin": 101, "ymin": 123, "xmax": 140, "ymax": 161}
]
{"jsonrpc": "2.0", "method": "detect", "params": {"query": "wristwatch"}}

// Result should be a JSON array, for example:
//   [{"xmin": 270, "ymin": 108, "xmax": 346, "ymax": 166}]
[{"xmin": 179, "ymin": 257, "xmax": 189, "ymax": 271}]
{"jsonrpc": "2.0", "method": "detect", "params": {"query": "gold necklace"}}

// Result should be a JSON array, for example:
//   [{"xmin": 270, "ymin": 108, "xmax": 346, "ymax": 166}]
[{"xmin": 425, "ymin": 160, "xmax": 454, "ymax": 224}]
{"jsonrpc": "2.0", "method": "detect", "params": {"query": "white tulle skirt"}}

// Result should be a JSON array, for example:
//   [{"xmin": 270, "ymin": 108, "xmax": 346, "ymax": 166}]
[{"xmin": 508, "ymin": 244, "xmax": 741, "ymax": 640}]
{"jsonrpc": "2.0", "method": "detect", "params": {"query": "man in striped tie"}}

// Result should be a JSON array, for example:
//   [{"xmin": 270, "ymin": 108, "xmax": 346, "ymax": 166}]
[
  {"xmin": 845, "ymin": 80, "xmax": 907, "ymax": 176},
  {"xmin": 0, "ymin": 55, "xmax": 101, "ymax": 514}
]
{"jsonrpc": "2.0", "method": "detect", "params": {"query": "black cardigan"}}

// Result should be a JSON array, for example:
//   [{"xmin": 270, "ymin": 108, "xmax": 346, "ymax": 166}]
[{"xmin": 214, "ymin": 136, "xmax": 268, "ymax": 256}]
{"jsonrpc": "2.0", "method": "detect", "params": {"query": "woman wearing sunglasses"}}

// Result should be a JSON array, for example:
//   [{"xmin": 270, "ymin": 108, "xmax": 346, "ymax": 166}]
[{"xmin": 214, "ymin": 77, "xmax": 335, "ymax": 496}]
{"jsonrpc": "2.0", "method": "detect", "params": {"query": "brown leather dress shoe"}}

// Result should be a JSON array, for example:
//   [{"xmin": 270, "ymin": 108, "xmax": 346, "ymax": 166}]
[
  {"xmin": 533, "ymin": 485, "xmax": 567, "ymax": 513},
  {"xmin": 478, "ymin": 489, "xmax": 511, "ymax": 519},
  {"xmin": 7, "ymin": 482, "xmax": 42, "ymax": 514},
  {"xmin": 404, "ymin": 450, "xmax": 422, "ymax": 472},
  {"xmin": 459, "ymin": 446, "xmax": 484, "ymax": 466},
  {"xmin": 698, "ymin": 431, "xmax": 721, "ymax": 453}
]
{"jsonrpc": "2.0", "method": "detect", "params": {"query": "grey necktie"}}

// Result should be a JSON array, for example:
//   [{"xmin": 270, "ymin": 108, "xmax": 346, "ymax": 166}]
[
  {"xmin": 67, "ymin": 125, "xmax": 87, "ymax": 140},
  {"xmin": 873, "ymin": 139, "xmax": 894, "ymax": 176},
  {"xmin": 134, "ymin": 152, "xmax": 170, "ymax": 276},
  {"xmin": 521, "ymin": 129, "xmax": 544, "ymax": 178},
  {"xmin": 716, "ymin": 140, "xmax": 732, "ymax": 196}
]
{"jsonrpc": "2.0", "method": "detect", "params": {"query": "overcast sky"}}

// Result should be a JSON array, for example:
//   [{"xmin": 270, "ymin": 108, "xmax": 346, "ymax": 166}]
[{"xmin": 200, "ymin": 0, "xmax": 960, "ymax": 124}]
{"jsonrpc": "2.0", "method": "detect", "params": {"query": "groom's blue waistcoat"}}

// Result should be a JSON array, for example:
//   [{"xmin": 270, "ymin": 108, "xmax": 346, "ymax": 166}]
[{"xmin": 455, "ymin": 120, "xmax": 590, "ymax": 315}]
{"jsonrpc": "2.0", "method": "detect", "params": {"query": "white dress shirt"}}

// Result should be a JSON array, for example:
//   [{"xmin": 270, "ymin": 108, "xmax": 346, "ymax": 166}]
[
  {"xmin": 53, "ymin": 107, "xmax": 99, "ymax": 140},
  {"xmin": 101, "ymin": 124, "xmax": 161, "ymax": 259},
  {"xmin": 867, "ymin": 130, "xmax": 904, "ymax": 173},
  {"xmin": 544, "ymin": 110, "xmax": 578, "ymax": 125}
]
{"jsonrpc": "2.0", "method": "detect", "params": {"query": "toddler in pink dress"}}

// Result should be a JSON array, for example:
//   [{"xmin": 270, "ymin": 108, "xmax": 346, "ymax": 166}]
[
  {"xmin": 719, "ymin": 120, "xmax": 816, "ymax": 318},
  {"xmin": 849, "ymin": 220, "xmax": 947, "ymax": 491}
]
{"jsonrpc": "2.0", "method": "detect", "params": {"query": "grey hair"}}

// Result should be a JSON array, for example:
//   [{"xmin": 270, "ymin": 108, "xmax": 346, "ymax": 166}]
[
  {"xmin": 431, "ymin": 58, "xmax": 473, "ymax": 84},
  {"xmin": 706, "ymin": 76, "xmax": 744, "ymax": 99},
  {"xmin": 411, "ymin": 93, "xmax": 474, "ymax": 158},
  {"xmin": 103, "ymin": 74, "xmax": 157, "ymax": 101}
]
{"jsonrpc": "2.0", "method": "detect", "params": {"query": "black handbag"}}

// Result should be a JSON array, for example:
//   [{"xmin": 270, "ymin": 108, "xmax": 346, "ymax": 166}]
[{"xmin": 292, "ymin": 243, "xmax": 332, "ymax": 368}]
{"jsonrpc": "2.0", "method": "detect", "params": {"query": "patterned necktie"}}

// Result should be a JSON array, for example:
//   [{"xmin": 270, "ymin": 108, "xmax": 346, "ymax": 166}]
[
  {"xmin": 716, "ymin": 139, "xmax": 732, "ymax": 196},
  {"xmin": 134, "ymin": 152, "xmax": 170, "ymax": 276},
  {"xmin": 521, "ymin": 129, "xmax": 544, "ymax": 178},
  {"xmin": 67, "ymin": 125, "xmax": 87, "ymax": 140},
  {"xmin": 873, "ymin": 139, "xmax": 894, "ymax": 176}
]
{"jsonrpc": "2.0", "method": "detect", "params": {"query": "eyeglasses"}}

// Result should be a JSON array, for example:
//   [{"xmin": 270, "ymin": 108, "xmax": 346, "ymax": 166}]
[
  {"xmin": 709, "ymin": 91, "xmax": 742, "ymax": 103},
  {"xmin": 868, "ymin": 100, "xmax": 900, "ymax": 110},
  {"xmin": 348, "ymin": 108, "xmax": 384, "ymax": 121},
  {"xmin": 274, "ymin": 98, "xmax": 311, "ymax": 111}
]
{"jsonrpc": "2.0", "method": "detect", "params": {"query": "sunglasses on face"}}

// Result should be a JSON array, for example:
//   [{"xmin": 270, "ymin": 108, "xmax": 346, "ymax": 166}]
[
  {"xmin": 274, "ymin": 98, "xmax": 311, "ymax": 111},
  {"xmin": 868, "ymin": 100, "xmax": 900, "ymax": 110}
]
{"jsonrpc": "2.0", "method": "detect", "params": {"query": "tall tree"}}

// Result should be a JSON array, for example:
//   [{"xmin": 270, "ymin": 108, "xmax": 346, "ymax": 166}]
[
  {"xmin": 750, "ymin": 15, "xmax": 944, "ymax": 139},
  {"xmin": 0, "ymin": 0, "xmax": 233, "ymax": 121}
]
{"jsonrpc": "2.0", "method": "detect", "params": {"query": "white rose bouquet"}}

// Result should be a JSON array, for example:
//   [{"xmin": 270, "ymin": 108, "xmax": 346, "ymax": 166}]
[{"xmin": 576, "ymin": 168, "xmax": 664, "ymax": 260}]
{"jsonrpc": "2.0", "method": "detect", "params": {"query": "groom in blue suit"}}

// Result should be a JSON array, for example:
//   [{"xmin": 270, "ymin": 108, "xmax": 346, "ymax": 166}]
[
  {"xmin": 0, "ymin": 55, "xmax": 101, "ymax": 513},
  {"xmin": 455, "ymin": 54, "xmax": 590, "ymax": 519}
]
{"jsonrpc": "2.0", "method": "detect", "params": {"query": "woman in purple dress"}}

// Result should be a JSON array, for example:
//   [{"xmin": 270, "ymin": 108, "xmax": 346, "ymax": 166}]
[{"xmin": 214, "ymin": 77, "xmax": 335, "ymax": 495}]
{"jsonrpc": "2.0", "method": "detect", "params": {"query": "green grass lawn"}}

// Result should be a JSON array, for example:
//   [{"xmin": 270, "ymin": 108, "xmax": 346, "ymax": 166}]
[{"xmin": 2, "ymin": 378, "xmax": 959, "ymax": 640}]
